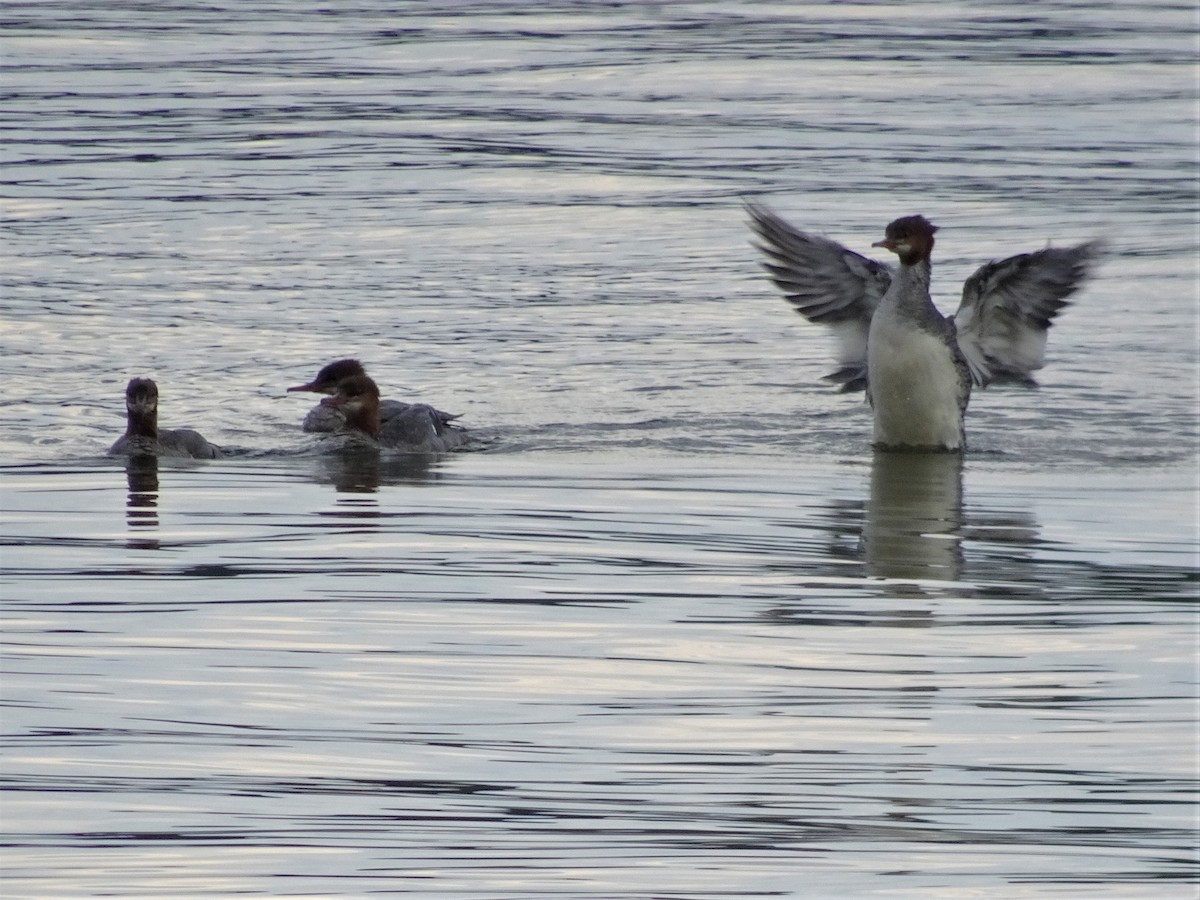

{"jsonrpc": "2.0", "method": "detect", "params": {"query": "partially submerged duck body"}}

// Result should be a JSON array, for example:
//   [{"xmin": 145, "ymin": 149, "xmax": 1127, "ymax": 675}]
[
  {"xmin": 108, "ymin": 377, "xmax": 222, "ymax": 459},
  {"xmin": 315, "ymin": 372, "xmax": 470, "ymax": 454},
  {"xmin": 288, "ymin": 359, "xmax": 468, "ymax": 451}
]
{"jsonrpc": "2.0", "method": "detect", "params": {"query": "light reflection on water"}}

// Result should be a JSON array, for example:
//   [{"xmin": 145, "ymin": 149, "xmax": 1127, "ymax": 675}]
[
  {"xmin": 2, "ymin": 456, "xmax": 1196, "ymax": 895},
  {"xmin": 1, "ymin": 0, "xmax": 1198, "ymax": 895}
]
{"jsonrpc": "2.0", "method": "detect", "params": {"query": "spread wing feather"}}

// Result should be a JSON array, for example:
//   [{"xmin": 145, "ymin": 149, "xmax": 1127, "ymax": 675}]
[
  {"xmin": 954, "ymin": 240, "xmax": 1105, "ymax": 386},
  {"xmin": 745, "ymin": 200, "xmax": 893, "ymax": 392}
]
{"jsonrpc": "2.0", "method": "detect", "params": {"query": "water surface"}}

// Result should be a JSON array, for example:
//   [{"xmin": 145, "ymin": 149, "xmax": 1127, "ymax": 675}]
[{"xmin": 2, "ymin": 1, "xmax": 1198, "ymax": 896}]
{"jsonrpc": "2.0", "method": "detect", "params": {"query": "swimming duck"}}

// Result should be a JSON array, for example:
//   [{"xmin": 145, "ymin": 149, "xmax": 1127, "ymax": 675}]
[
  {"xmin": 108, "ymin": 377, "xmax": 222, "ymax": 459},
  {"xmin": 287, "ymin": 358, "xmax": 463, "ymax": 437},
  {"xmin": 318, "ymin": 373, "xmax": 470, "ymax": 453},
  {"xmin": 746, "ymin": 201, "xmax": 1103, "ymax": 451}
]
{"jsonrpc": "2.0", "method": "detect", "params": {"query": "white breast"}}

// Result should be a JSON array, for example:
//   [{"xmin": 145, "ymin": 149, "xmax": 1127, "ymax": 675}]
[{"xmin": 867, "ymin": 311, "xmax": 966, "ymax": 450}]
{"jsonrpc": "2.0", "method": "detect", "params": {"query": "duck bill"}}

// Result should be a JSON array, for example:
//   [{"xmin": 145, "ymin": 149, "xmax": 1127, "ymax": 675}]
[{"xmin": 872, "ymin": 238, "xmax": 896, "ymax": 250}]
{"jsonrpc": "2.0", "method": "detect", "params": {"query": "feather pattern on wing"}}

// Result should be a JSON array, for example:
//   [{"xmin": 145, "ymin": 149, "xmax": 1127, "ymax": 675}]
[
  {"xmin": 747, "ymin": 200, "xmax": 1104, "ymax": 394},
  {"xmin": 746, "ymin": 200, "xmax": 893, "ymax": 391},
  {"xmin": 379, "ymin": 403, "xmax": 470, "ymax": 452},
  {"xmin": 953, "ymin": 240, "xmax": 1105, "ymax": 386}
]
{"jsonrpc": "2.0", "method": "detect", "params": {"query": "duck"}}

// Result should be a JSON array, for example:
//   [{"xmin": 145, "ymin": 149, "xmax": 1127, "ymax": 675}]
[
  {"xmin": 287, "ymin": 358, "xmax": 464, "ymax": 438},
  {"xmin": 108, "ymin": 377, "xmax": 222, "ymax": 459},
  {"xmin": 745, "ymin": 201, "xmax": 1104, "ymax": 451},
  {"xmin": 317, "ymin": 373, "xmax": 471, "ymax": 453}
]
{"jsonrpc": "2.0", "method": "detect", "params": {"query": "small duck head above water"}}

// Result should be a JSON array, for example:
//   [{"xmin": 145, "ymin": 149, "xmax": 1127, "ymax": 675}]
[
  {"xmin": 872, "ymin": 215, "xmax": 939, "ymax": 266},
  {"xmin": 319, "ymin": 373, "xmax": 381, "ymax": 440},
  {"xmin": 287, "ymin": 358, "xmax": 367, "ymax": 395},
  {"xmin": 123, "ymin": 377, "xmax": 160, "ymax": 437}
]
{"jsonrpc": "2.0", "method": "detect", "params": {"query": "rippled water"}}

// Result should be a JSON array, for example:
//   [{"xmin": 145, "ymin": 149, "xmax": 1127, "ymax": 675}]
[{"xmin": 2, "ymin": 1, "xmax": 1198, "ymax": 896}]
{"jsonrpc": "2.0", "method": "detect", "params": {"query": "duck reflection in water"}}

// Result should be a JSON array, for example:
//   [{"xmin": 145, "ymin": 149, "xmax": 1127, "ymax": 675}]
[
  {"xmin": 123, "ymin": 455, "xmax": 161, "ymax": 550},
  {"xmin": 315, "ymin": 449, "xmax": 447, "ymax": 494},
  {"xmin": 862, "ymin": 450, "xmax": 964, "ymax": 582}
]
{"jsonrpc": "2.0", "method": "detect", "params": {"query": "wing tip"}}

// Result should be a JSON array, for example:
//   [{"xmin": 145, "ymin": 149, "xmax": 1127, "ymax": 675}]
[{"xmin": 822, "ymin": 367, "xmax": 867, "ymax": 392}]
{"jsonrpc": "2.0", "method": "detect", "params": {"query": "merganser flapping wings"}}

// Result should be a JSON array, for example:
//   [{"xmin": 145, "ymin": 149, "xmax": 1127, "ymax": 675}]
[
  {"xmin": 746, "ymin": 201, "xmax": 1104, "ymax": 451},
  {"xmin": 108, "ymin": 377, "xmax": 222, "ymax": 459}
]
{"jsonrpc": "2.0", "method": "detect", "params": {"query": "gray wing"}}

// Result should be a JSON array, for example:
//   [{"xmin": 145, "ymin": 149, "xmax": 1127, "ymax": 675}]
[
  {"xmin": 380, "ymin": 399, "xmax": 419, "ymax": 422},
  {"xmin": 304, "ymin": 398, "xmax": 434, "ymax": 433},
  {"xmin": 380, "ymin": 404, "xmax": 469, "ymax": 452},
  {"xmin": 745, "ymin": 200, "xmax": 893, "ymax": 391},
  {"xmin": 159, "ymin": 428, "xmax": 222, "ymax": 459},
  {"xmin": 953, "ymin": 240, "xmax": 1105, "ymax": 387}
]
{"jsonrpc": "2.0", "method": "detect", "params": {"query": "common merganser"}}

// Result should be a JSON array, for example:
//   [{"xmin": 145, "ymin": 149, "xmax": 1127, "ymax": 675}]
[
  {"xmin": 746, "ymin": 202, "xmax": 1103, "ymax": 451},
  {"xmin": 287, "ymin": 358, "xmax": 463, "ymax": 438},
  {"xmin": 107, "ymin": 377, "xmax": 222, "ymax": 459},
  {"xmin": 318, "ymin": 373, "xmax": 471, "ymax": 453}
]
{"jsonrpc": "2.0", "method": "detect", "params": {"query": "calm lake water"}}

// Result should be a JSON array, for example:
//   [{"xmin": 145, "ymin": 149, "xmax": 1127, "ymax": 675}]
[{"xmin": 2, "ymin": 1, "xmax": 1198, "ymax": 897}]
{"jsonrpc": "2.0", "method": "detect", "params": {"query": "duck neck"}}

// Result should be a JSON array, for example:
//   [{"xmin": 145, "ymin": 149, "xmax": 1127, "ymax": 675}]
[
  {"xmin": 345, "ymin": 405, "xmax": 380, "ymax": 440},
  {"xmin": 886, "ymin": 257, "xmax": 934, "ymax": 315},
  {"xmin": 126, "ymin": 407, "xmax": 158, "ymax": 440}
]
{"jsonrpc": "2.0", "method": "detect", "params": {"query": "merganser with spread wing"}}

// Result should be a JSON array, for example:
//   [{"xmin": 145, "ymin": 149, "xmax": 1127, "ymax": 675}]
[{"xmin": 746, "ymin": 201, "xmax": 1103, "ymax": 451}]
